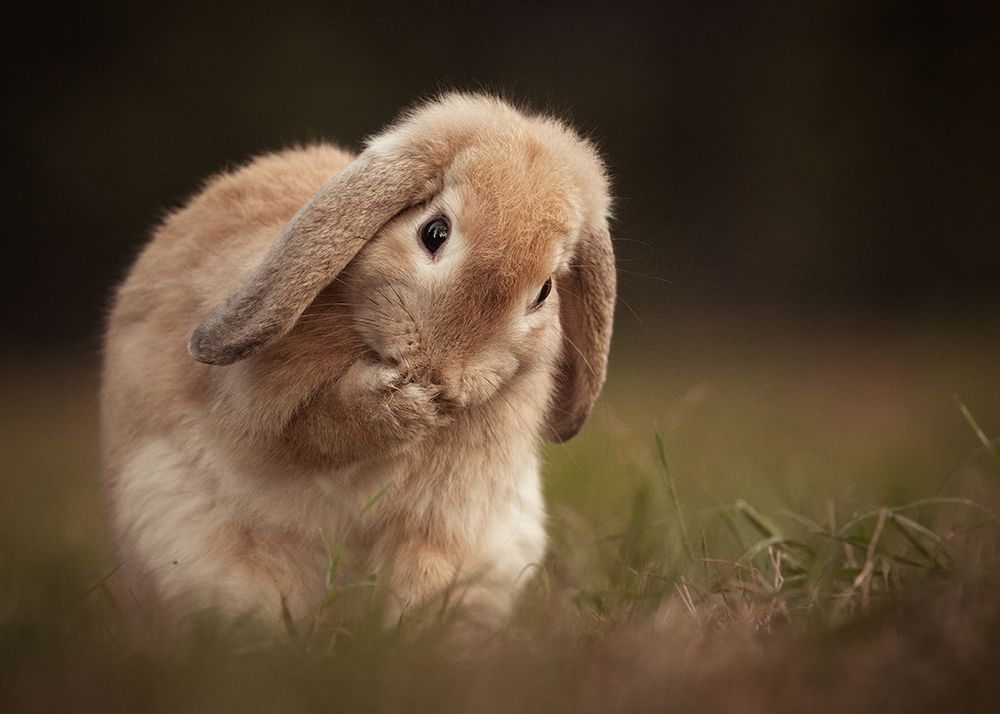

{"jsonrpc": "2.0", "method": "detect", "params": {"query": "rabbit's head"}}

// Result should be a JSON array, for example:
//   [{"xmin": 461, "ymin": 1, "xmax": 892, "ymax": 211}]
[{"xmin": 189, "ymin": 94, "xmax": 615, "ymax": 441}]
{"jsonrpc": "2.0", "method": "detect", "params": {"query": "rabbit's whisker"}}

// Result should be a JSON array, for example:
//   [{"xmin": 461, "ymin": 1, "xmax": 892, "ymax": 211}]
[
  {"xmin": 561, "ymin": 333, "xmax": 599, "ymax": 380},
  {"xmin": 373, "ymin": 268, "xmax": 417, "ymax": 326}
]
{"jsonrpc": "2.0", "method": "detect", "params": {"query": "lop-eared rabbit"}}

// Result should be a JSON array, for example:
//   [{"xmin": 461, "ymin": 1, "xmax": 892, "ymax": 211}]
[{"xmin": 101, "ymin": 94, "xmax": 615, "ymax": 635}]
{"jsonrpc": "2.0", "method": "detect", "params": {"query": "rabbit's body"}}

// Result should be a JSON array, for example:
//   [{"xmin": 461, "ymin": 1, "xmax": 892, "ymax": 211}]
[{"xmin": 102, "ymin": 95, "xmax": 614, "ymax": 632}]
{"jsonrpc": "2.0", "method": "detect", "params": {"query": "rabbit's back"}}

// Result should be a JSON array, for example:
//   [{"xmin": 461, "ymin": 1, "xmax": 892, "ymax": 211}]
[{"xmin": 100, "ymin": 145, "xmax": 356, "ymax": 622}]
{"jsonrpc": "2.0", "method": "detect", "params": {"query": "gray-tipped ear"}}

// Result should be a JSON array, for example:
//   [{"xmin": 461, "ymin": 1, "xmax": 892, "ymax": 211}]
[
  {"xmin": 188, "ymin": 150, "xmax": 437, "ymax": 365},
  {"xmin": 544, "ymin": 220, "xmax": 616, "ymax": 442}
]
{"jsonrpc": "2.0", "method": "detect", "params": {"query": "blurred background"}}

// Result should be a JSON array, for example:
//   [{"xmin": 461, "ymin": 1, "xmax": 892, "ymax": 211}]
[{"xmin": 6, "ymin": 0, "xmax": 999, "ymax": 353}]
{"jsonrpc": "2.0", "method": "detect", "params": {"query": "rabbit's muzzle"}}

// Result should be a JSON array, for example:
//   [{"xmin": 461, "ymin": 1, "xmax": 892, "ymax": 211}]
[{"xmin": 407, "ymin": 361, "xmax": 509, "ymax": 412}]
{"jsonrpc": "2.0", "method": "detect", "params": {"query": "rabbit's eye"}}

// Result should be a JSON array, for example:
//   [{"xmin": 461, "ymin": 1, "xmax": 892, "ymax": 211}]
[
  {"xmin": 532, "ymin": 277, "xmax": 553, "ymax": 309},
  {"xmin": 420, "ymin": 217, "xmax": 450, "ymax": 255}
]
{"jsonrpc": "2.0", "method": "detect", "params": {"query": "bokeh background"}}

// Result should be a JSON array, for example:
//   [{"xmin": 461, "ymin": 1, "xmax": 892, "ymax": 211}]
[{"xmin": 7, "ymin": 0, "xmax": 999, "ymax": 353}]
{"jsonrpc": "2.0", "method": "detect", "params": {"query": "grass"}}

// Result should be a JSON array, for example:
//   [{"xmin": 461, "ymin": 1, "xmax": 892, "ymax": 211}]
[{"xmin": 2, "ymin": 318, "xmax": 999, "ymax": 712}]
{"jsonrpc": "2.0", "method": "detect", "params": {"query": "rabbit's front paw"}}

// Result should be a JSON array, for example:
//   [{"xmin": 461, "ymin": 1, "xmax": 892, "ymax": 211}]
[
  {"xmin": 340, "ymin": 360, "xmax": 443, "ymax": 443},
  {"xmin": 380, "ymin": 377, "xmax": 446, "ymax": 442}
]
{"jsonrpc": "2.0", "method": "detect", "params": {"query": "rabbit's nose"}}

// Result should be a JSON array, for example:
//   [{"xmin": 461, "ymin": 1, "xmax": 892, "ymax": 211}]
[
  {"xmin": 433, "ymin": 386, "xmax": 470, "ymax": 410},
  {"xmin": 403, "ymin": 361, "xmax": 431, "ymax": 385},
  {"xmin": 408, "ymin": 361, "xmax": 445, "ymax": 387},
  {"xmin": 416, "ymin": 366, "xmax": 471, "ymax": 409}
]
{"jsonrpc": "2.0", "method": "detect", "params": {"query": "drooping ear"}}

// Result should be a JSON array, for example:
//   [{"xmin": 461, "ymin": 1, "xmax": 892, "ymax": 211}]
[
  {"xmin": 544, "ymin": 218, "xmax": 617, "ymax": 442},
  {"xmin": 188, "ymin": 146, "xmax": 441, "ymax": 366}
]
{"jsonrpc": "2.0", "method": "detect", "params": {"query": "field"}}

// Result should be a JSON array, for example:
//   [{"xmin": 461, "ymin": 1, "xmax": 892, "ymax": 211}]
[{"xmin": 2, "ymin": 315, "xmax": 999, "ymax": 712}]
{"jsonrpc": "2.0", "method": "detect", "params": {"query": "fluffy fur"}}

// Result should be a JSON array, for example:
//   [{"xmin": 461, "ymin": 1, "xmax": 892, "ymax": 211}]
[{"xmin": 101, "ymin": 94, "xmax": 615, "ymax": 634}]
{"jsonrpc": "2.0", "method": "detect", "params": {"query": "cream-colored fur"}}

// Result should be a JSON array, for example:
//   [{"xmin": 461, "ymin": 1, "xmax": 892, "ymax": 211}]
[{"xmin": 101, "ymin": 94, "xmax": 615, "ymax": 635}]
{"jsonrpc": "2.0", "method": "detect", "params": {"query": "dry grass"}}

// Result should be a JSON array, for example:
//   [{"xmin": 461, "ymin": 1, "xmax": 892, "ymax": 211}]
[{"xmin": 1, "ymin": 320, "xmax": 999, "ymax": 712}]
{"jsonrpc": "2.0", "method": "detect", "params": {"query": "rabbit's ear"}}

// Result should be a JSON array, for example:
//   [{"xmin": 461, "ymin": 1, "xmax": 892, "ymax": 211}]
[
  {"xmin": 188, "ymin": 149, "xmax": 438, "ymax": 365},
  {"xmin": 544, "ymin": 218, "xmax": 616, "ymax": 442}
]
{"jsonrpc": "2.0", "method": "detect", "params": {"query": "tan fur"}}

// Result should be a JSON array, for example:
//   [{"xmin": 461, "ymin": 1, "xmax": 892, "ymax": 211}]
[{"xmin": 101, "ymin": 94, "xmax": 615, "ymax": 635}]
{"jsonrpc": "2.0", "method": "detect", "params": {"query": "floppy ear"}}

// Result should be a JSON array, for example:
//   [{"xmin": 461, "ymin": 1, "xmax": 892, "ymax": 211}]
[
  {"xmin": 188, "ymin": 146, "xmax": 440, "ymax": 366},
  {"xmin": 544, "ymin": 218, "xmax": 616, "ymax": 442}
]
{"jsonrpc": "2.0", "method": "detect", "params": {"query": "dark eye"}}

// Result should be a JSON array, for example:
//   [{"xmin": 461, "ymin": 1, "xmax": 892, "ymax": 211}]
[
  {"xmin": 420, "ymin": 217, "xmax": 449, "ymax": 255},
  {"xmin": 533, "ymin": 277, "xmax": 552, "ymax": 308}
]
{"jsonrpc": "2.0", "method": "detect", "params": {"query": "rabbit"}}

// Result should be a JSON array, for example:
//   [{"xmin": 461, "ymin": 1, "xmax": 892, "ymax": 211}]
[{"xmin": 100, "ymin": 93, "xmax": 616, "ymax": 635}]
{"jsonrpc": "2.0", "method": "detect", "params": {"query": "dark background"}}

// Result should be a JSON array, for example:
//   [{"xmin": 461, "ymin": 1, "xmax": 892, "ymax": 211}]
[{"xmin": 7, "ymin": 0, "xmax": 999, "ymax": 352}]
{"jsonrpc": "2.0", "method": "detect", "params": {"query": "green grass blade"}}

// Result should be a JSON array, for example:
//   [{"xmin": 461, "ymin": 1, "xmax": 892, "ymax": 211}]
[
  {"xmin": 734, "ymin": 499, "xmax": 783, "ymax": 539},
  {"xmin": 954, "ymin": 395, "xmax": 1000, "ymax": 468},
  {"xmin": 819, "ymin": 533, "xmax": 936, "ymax": 570},
  {"xmin": 655, "ymin": 430, "xmax": 694, "ymax": 562},
  {"xmin": 836, "ymin": 497, "xmax": 1000, "ymax": 538},
  {"xmin": 888, "ymin": 512, "xmax": 951, "ymax": 568}
]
